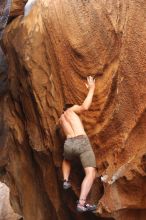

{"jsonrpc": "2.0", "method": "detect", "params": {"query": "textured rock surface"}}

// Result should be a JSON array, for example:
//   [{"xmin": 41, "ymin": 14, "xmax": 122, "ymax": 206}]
[
  {"xmin": 9, "ymin": 0, "xmax": 27, "ymax": 18},
  {"xmin": 0, "ymin": 182, "xmax": 21, "ymax": 220},
  {"xmin": 1, "ymin": 0, "xmax": 146, "ymax": 219}
]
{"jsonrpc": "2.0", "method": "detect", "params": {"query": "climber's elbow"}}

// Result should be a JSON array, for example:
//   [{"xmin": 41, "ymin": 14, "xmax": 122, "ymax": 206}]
[{"xmin": 81, "ymin": 104, "xmax": 89, "ymax": 111}]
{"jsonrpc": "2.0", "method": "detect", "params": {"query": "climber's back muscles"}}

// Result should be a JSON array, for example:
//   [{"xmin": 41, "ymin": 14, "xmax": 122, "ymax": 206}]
[{"xmin": 59, "ymin": 109, "xmax": 86, "ymax": 138}]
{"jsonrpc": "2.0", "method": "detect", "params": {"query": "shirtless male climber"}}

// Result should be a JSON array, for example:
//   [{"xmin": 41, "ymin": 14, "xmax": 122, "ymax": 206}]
[{"xmin": 58, "ymin": 76, "xmax": 97, "ymax": 212}]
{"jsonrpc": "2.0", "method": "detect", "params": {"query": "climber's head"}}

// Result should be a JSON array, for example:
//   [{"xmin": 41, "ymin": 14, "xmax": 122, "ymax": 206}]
[{"xmin": 63, "ymin": 103, "xmax": 74, "ymax": 111}]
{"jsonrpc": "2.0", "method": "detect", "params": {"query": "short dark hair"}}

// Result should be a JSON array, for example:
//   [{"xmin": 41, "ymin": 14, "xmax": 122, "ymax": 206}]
[{"xmin": 63, "ymin": 103, "xmax": 74, "ymax": 111}]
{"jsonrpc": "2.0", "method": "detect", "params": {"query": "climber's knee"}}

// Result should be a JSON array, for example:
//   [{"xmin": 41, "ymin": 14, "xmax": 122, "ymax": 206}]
[{"xmin": 84, "ymin": 167, "xmax": 96, "ymax": 180}]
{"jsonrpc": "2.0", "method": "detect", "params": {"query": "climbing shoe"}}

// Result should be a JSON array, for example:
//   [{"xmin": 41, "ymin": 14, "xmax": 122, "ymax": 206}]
[
  {"xmin": 63, "ymin": 180, "xmax": 71, "ymax": 190},
  {"xmin": 77, "ymin": 201, "xmax": 97, "ymax": 212}
]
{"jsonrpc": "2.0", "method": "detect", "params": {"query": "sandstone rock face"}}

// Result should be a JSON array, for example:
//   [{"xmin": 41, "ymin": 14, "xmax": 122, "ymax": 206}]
[
  {"xmin": 10, "ymin": 0, "xmax": 27, "ymax": 18},
  {"xmin": 1, "ymin": 0, "xmax": 146, "ymax": 220},
  {"xmin": 0, "ymin": 182, "xmax": 21, "ymax": 220}
]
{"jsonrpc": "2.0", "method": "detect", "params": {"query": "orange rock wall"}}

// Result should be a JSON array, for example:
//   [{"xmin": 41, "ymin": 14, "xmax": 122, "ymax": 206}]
[{"xmin": 1, "ymin": 0, "xmax": 146, "ymax": 219}]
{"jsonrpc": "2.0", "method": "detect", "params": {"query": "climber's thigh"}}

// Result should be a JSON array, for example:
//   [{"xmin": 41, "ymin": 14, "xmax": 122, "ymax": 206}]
[
  {"xmin": 63, "ymin": 138, "xmax": 75, "ymax": 160},
  {"xmin": 80, "ymin": 150, "xmax": 96, "ymax": 168}
]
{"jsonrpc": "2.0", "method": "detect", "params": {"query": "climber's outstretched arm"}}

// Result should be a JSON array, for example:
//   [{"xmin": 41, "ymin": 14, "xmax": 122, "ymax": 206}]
[{"xmin": 69, "ymin": 76, "xmax": 95, "ymax": 114}]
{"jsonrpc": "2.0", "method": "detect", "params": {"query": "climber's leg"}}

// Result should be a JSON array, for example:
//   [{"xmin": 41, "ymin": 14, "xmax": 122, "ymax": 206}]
[
  {"xmin": 77, "ymin": 142, "xmax": 97, "ymax": 212},
  {"xmin": 62, "ymin": 159, "xmax": 71, "ymax": 181},
  {"xmin": 79, "ymin": 167, "xmax": 96, "ymax": 204},
  {"xmin": 77, "ymin": 167, "xmax": 97, "ymax": 212},
  {"xmin": 62, "ymin": 159, "xmax": 71, "ymax": 189}
]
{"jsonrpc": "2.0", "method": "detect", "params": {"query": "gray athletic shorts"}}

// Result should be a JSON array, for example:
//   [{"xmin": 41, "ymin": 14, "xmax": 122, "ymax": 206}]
[{"xmin": 63, "ymin": 135, "xmax": 96, "ymax": 168}]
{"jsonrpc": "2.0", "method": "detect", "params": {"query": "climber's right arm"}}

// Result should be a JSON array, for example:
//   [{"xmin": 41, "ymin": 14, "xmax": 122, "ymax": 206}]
[{"xmin": 69, "ymin": 76, "xmax": 95, "ymax": 114}]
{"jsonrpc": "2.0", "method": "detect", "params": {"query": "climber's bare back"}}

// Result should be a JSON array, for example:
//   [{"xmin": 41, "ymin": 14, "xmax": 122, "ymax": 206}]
[{"xmin": 59, "ymin": 109, "xmax": 86, "ymax": 138}]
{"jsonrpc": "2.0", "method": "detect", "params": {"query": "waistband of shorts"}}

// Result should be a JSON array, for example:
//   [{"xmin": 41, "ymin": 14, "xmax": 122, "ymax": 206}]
[{"xmin": 66, "ymin": 135, "xmax": 88, "ymax": 140}]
